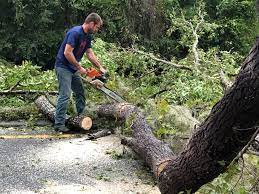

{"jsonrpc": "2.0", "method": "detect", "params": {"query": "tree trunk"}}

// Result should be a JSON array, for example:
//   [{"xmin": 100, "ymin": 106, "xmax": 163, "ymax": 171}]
[
  {"xmin": 35, "ymin": 95, "xmax": 92, "ymax": 131},
  {"xmin": 97, "ymin": 37, "xmax": 259, "ymax": 193},
  {"xmin": 126, "ymin": 0, "xmax": 165, "ymax": 39}
]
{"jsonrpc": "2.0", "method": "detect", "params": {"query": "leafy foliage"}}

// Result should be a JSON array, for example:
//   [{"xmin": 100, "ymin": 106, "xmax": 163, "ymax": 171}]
[
  {"xmin": 0, "ymin": 0, "xmax": 257, "ymax": 66},
  {"xmin": 0, "ymin": 1, "xmax": 258, "ymax": 193}
]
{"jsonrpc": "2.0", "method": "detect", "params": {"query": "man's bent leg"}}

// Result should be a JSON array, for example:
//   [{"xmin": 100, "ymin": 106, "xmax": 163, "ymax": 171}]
[
  {"xmin": 55, "ymin": 67, "xmax": 72, "ymax": 129},
  {"xmin": 71, "ymin": 71, "xmax": 86, "ymax": 115}
]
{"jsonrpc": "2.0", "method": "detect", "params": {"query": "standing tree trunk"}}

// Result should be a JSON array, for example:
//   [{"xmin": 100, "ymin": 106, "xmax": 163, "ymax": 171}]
[{"xmin": 97, "ymin": 37, "xmax": 259, "ymax": 193}]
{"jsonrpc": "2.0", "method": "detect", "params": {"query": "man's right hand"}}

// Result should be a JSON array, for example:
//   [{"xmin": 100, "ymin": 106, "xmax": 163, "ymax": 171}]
[{"xmin": 100, "ymin": 66, "xmax": 108, "ymax": 75}]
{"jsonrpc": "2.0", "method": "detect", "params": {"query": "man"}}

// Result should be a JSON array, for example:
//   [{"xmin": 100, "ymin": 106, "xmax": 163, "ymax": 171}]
[{"xmin": 54, "ymin": 13, "xmax": 107, "ymax": 132}]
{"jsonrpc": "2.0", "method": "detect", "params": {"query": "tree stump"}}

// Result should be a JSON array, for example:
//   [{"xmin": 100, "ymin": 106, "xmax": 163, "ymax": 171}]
[{"xmin": 35, "ymin": 95, "xmax": 92, "ymax": 131}]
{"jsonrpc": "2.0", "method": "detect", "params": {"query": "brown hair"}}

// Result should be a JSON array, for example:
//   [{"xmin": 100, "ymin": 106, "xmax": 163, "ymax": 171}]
[{"xmin": 84, "ymin": 13, "xmax": 103, "ymax": 26}]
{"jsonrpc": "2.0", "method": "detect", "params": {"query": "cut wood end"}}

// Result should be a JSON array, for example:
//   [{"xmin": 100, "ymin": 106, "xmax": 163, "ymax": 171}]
[
  {"xmin": 118, "ymin": 103, "xmax": 134, "ymax": 112},
  {"xmin": 81, "ymin": 117, "xmax": 92, "ymax": 130},
  {"xmin": 156, "ymin": 159, "xmax": 171, "ymax": 177}
]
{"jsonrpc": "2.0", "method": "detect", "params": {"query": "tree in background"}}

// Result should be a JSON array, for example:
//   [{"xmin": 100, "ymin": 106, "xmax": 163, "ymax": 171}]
[{"xmin": 0, "ymin": 0, "xmax": 257, "ymax": 68}]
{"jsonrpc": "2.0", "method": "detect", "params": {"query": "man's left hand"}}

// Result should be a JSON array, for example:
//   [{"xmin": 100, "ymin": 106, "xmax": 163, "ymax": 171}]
[{"xmin": 100, "ymin": 67, "xmax": 108, "ymax": 75}]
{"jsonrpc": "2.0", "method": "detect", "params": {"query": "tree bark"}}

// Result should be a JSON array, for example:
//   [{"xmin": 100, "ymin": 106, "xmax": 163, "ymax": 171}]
[
  {"xmin": 35, "ymin": 95, "xmax": 92, "ymax": 131},
  {"xmin": 97, "ymin": 37, "xmax": 259, "ymax": 193},
  {"xmin": 97, "ymin": 103, "xmax": 175, "ymax": 176}
]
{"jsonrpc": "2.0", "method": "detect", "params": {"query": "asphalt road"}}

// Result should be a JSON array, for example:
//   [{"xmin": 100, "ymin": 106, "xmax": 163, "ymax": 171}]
[{"xmin": 0, "ymin": 127, "xmax": 159, "ymax": 194}]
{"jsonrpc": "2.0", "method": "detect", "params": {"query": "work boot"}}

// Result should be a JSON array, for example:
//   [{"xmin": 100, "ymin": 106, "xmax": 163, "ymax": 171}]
[{"xmin": 54, "ymin": 125, "xmax": 70, "ymax": 133}]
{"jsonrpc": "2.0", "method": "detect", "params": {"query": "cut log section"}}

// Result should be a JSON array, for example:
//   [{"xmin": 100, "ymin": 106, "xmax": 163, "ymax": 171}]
[{"xmin": 35, "ymin": 95, "xmax": 92, "ymax": 131}]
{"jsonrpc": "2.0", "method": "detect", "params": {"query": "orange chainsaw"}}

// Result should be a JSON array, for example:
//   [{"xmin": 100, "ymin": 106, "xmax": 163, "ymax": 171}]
[{"xmin": 80, "ymin": 67, "xmax": 126, "ymax": 103}]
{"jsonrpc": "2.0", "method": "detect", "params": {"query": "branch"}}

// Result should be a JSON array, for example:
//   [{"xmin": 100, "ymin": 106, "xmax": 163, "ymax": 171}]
[
  {"xmin": 0, "ymin": 90, "xmax": 58, "ymax": 96},
  {"xmin": 230, "ymin": 127, "xmax": 259, "ymax": 165},
  {"xmin": 181, "ymin": 4, "xmax": 205, "ymax": 68},
  {"xmin": 230, "ymin": 157, "xmax": 245, "ymax": 192},
  {"xmin": 130, "ymin": 48, "xmax": 192, "ymax": 71},
  {"xmin": 149, "ymin": 88, "xmax": 168, "ymax": 98},
  {"xmin": 6, "ymin": 79, "xmax": 23, "ymax": 92}
]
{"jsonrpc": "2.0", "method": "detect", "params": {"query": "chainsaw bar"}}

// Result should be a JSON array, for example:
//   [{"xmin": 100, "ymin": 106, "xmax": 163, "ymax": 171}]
[
  {"xmin": 98, "ymin": 85, "xmax": 126, "ymax": 103},
  {"xmin": 80, "ymin": 76, "xmax": 126, "ymax": 103}
]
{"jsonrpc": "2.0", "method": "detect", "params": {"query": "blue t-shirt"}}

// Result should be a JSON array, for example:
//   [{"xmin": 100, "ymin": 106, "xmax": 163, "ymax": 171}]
[{"xmin": 55, "ymin": 25, "xmax": 92, "ymax": 73}]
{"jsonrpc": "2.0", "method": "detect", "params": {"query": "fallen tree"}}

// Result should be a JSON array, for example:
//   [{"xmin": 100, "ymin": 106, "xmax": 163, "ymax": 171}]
[
  {"xmin": 35, "ymin": 95, "xmax": 92, "ymax": 131},
  {"xmin": 97, "ymin": 37, "xmax": 259, "ymax": 193}
]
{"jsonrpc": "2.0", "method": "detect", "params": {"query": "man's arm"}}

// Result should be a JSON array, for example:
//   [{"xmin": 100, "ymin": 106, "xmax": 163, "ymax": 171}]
[
  {"xmin": 86, "ymin": 48, "xmax": 107, "ymax": 73},
  {"xmin": 64, "ymin": 44, "xmax": 87, "ymax": 74}
]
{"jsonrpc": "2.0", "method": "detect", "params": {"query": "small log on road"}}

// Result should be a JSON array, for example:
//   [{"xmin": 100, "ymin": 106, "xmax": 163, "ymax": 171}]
[{"xmin": 35, "ymin": 95, "xmax": 92, "ymax": 131}]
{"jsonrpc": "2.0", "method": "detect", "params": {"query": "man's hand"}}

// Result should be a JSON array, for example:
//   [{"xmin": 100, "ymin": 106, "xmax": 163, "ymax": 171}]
[
  {"xmin": 100, "ymin": 66, "xmax": 108, "ymax": 74},
  {"xmin": 79, "ymin": 66, "xmax": 87, "ymax": 75}
]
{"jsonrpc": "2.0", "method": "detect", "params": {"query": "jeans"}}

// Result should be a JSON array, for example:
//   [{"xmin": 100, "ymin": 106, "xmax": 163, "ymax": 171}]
[{"xmin": 54, "ymin": 67, "xmax": 85, "ymax": 127}]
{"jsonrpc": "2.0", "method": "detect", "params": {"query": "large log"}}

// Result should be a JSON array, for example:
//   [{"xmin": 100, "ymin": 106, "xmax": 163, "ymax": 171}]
[
  {"xmin": 98, "ymin": 103, "xmax": 175, "ymax": 176},
  {"xmin": 35, "ymin": 95, "xmax": 92, "ymax": 131},
  {"xmin": 97, "ymin": 37, "xmax": 259, "ymax": 194}
]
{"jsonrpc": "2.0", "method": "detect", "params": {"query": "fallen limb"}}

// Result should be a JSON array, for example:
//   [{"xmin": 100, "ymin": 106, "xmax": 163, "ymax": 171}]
[
  {"xmin": 85, "ymin": 129, "xmax": 112, "ymax": 140},
  {"xmin": 35, "ymin": 95, "xmax": 92, "ymax": 131},
  {"xmin": 97, "ymin": 103, "xmax": 175, "ymax": 177},
  {"xmin": 0, "ymin": 90, "xmax": 58, "ymax": 96}
]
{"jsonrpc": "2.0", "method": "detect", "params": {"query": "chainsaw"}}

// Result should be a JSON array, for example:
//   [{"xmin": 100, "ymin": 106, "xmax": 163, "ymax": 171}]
[{"xmin": 80, "ymin": 67, "xmax": 126, "ymax": 103}]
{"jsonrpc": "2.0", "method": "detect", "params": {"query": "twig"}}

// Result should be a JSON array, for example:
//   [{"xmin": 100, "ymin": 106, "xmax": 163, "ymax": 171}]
[
  {"xmin": 230, "ymin": 157, "xmax": 244, "ymax": 193},
  {"xmin": 181, "ymin": 4, "xmax": 204, "ymax": 68},
  {"xmin": 7, "ymin": 80, "xmax": 23, "ymax": 92},
  {"xmin": 230, "ymin": 127, "xmax": 259, "ymax": 165},
  {"xmin": 149, "ymin": 88, "xmax": 168, "ymax": 98}
]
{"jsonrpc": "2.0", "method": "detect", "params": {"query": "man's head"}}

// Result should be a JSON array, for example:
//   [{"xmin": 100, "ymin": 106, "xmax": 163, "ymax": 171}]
[{"xmin": 84, "ymin": 13, "xmax": 103, "ymax": 34}]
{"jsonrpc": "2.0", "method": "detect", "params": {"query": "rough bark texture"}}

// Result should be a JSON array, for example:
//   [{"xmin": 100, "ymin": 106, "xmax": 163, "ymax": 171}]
[
  {"xmin": 35, "ymin": 95, "xmax": 92, "ymax": 130},
  {"xmin": 97, "ymin": 38, "xmax": 259, "ymax": 194},
  {"xmin": 97, "ymin": 103, "xmax": 175, "ymax": 176},
  {"xmin": 158, "ymin": 38, "xmax": 259, "ymax": 193}
]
